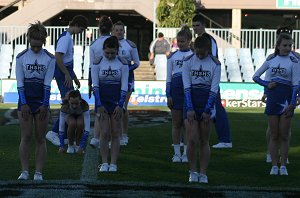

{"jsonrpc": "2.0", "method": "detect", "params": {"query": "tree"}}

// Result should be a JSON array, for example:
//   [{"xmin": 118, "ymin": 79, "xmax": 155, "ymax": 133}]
[{"xmin": 156, "ymin": 0, "xmax": 196, "ymax": 27}]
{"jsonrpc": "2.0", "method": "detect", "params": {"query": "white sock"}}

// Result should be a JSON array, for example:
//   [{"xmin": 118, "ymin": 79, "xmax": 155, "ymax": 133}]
[
  {"xmin": 173, "ymin": 144, "xmax": 181, "ymax": 156},
  {"xmin": 183, "ymin": 145, "xmax": 187, "ymax": 155}
]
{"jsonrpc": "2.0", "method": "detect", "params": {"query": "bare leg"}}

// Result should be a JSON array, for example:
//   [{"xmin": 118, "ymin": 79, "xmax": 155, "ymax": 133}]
[
  {"xmin": 18, "ymin": 111, "xmax": 33, "ymax": 171},
  {"xmin": 279, "ymin": 115, "xmax": 291, "ymax": 166},
  {"xmin": 111, "ymin": 114, "xmax": 122, "ymax": 164},
  {"xmin": 34, "ymin": 111, "xmax": 49, "ymax": 173},
  {"xmin": 76, "ymin": 115, "xmax": 84, "ymax": 145},
  {"xmin": 199, "ymin": 120, "xmax": 211, "ymax": 174},
  {"xmin": 66, "ymin": 116, "xmax": 76, "ymax": 145},
  {"xmin": 185, "ymin": 119, "xmax": 199, "ymax": 172},
  {"xmin": 99, "ymin": 114, "xmax": 110, "ymax": 164},
  {"xmin": 268, "ymin": 116, "xmax": 280, "ymax": 167},
  {"xmin": 171, "ymin": 109, "xmax": 184, "ymax": 145}
]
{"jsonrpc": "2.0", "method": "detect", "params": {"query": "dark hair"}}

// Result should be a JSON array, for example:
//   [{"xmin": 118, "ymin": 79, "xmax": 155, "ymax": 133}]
[
  {"xmin": 194, "ymin": 35, "xmax": 210, "ymax": 50},
  {"xmin": 27, "ymin": 21, "xmax": 47, "ymax": 44},
  {"xmin": 177, "ymin": 25, "xmax": 192, "ymax": 41},
  {"xmin": 276, "ymin": 27, "xmax": 293, "ymax": 36},
  {"xmin": 275, "ymin": 33, "xmax": 293, "ymax": 55},
  {"xmin": 158, "ymin": 32, "xmax": 164, "ymax": 38},
  {"xmin": 62, "ymin": 90, "xmax": 82, "ymax": 105},
  {"xmin": 69, "ymin": 15, "xmax": 88, "ymax": 29},
  {"xmin": 192, "ymin": 14, "xmax": 205, "ymax": 25},
  {"xmin": 112, "ymin": 21, "xmax": 125, "ymax": 29},
  {"xmin": 99, "ymin": 15, "xmax": 113, "ymax": 34},
  {"xmin": 103, "ymin": 36, "xmax": 119, "ymax": 50}
]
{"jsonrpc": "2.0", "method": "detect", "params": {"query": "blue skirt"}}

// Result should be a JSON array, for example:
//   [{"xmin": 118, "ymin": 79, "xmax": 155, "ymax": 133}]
[
  {"xmin": 170, "ymin": 75, "xmax": 184, "ymax": 110},
  {"xmin": 99, "ymin": 83, "xmax": 121, "ymax": 114},
  {"xmin": 183, "ymin": 87, "xmax": 213, "ymax": 120},
  {"xmin": 265, "ymin": 83, "xmax": 293, "ymax": 116}
]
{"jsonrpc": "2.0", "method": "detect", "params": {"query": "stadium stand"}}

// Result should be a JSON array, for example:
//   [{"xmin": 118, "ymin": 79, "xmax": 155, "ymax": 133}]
[{"xmin": 0, "ymin": 44, "xmax": 13, "ymax": 78}]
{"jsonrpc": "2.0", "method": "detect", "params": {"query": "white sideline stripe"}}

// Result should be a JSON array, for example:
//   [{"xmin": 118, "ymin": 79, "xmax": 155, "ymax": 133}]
[{"xmin": 80, "ymin": 128, "xmax": 99, "ymax": 181}]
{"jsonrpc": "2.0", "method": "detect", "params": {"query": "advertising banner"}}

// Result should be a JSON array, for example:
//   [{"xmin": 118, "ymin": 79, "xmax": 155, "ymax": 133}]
[{"xmin": 1, "ymin": 80, "xmax": 265, "ymax": 107}]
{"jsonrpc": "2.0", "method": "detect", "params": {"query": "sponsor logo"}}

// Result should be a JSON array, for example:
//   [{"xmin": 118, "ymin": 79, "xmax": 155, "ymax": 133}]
[
  {"xmin": 222, "ymin": 99, "xmax": 266, "ymax": 108},
  {"xmin": 129, "ymin": 94, "xmax": 167, "ymax": 106}
]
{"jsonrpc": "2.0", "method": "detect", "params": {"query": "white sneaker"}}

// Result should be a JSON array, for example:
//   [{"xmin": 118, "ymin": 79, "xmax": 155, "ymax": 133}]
[
  {"xmin": 46, "ymin": 131, "xmax": 60, "ymax": 146},
  {"xmin": 279, "ymin": 166, "xmax": 288, "ymax": 176},
  {"xmin": 212, "ymin": 142, "xmax": 232, "ymax": 148},
  {"xmin": 199, "ymin": 173, "xmax": 208, "ymax": 183},
  {"xmin": 270, "ymin": 166, "xmax": 279, "ymax": 175},
  {"xmin": 172, "ymin": 154, "xmax": 181, "ymax": 163},
  {"xmin": 109, "ymin": 164, "xmax": 118, "ymax": 172},
  {"xmin": 66, "ymin": 145, "xmax": 76, "ymax": 154},
  {"xmin": 99, "ymin": 163, "xmax": 109, "ymax": 172},
  {"xmin": 189, "ymin": 171, "xmax": 199, "ymax": 183},
  {"xmin": 18, "ymin": 171, "xmax": 29, "ymax": 180},
  {"xmin": 89, "ymin": 138, "xmax": 100, "ymax": 148},
  {"xmin": 181, "ymin": 154, "xmax": 188, "ymax": 163},
  {"xmin": 120, "ymin": 137, "xmax": 127, "ymax": 146},
  {"xmin": 266, "ymin": 154, "xmax": 272, "ymax": 163},
  {"xmin": 33, "ymin": 172, "xmax": 43, "ymax": 181}
]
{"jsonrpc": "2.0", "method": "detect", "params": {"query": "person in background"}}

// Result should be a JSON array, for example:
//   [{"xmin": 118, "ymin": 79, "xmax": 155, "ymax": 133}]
[
  {"xmin": 58, "ymin": 90, "xmax": 90, "ymax": 154},
  {"xmin": 192, "ymin": 14, "xmax": 232, "ymax": 149},
  {"xmin": 112, "ymin": 21, "xmax": 140, "ymax": 146},
  {"xmin": 183, "ymin": 35, "xmax": 221, "ymax": 183},
  {"xmin": 253, "ymin": 33, "xmax": 300, "ymax": 176},
  {"xmin": 92, "ymin": 36, "xmax": 129, "ymax": 172},
  {"xmin": 171, "ymin": 38, "xmax": 179, "ymax": 52},
  {"xmin": 149, "ymin": 32, "xmax": 170, "ymax": 80},
  {"xmin": 89, "ymin": 15, "xmax": 113, "ymax": 149},
  {"xmin": 166, "ymin": 25, "xmax": 193, "ymax": 163},
  {"xmin": 46, "ymin": 15, "xmax": 88, "ymax": 147},
  {"xmin": 17, "ymin": 21, "xmax": 55, "ymax": 180}
]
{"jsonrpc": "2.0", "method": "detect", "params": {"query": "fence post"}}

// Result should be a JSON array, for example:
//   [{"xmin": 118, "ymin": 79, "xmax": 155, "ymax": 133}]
[{"xmin": 259, "ymin": 28, "xmax": 263, "ymax": 48}]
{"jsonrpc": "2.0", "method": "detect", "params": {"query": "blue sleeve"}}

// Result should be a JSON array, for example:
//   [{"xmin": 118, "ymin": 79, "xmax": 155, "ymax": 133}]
[
  {"xmin": 166, "ymin": 82, "xmax": 171, "ymax": 98},
  {"xmin": 204, "ymin": 92, "xmax": 217, "ymax": 114},
  {"xmin": 16, "ymin": 57, "xmax": 27, "ymax": 105},
  {"xmin": 17, "ymin": 87, "xmax": 27, "ymax": 105},
  {"xmin": 291, "ymin": 86, "xmax": 298, "ymax": 106},
  {"xmin": 93, "ymin": 87, "xmax": 102, "ymax": 107},
  {"xmin": 184, "ymin": 88, "xmax": 193, "ymax": 111},
  {"xmin": 252, "ymin": 61, "xmax": 269, "ymax": 87},
  {"xmin": 119, "ymin": 64, "xmax": 129, "ymax": 107},
  {"xmin": 42, "ymin": 85, "xmax": 51, "ymax": 107}
]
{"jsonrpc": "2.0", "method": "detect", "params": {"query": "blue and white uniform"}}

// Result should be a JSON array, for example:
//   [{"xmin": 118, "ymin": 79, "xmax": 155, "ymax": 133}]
[
  {"xmin": 253, "ymin": 52, "xmax": 300, "ymax": 115},
  {"xmin": 54, "ymin": 31, "xmax": 76, "ymax": 98},
  {"xmin": 16, "ymin": 49, "xmax": 55, "ymax": 113},
  {"xmin": 182, "ymin": 54, "xmax": 221, "ymax": 120},
  {"xmin": 118, "ymin": 38, "xmax": 140, "ymax": 91},
  {"xmin": 91, "ymin": 56, "xmax": 129, "ymax": 113},
  {"xmin": 88, "ymin": 35, "xmax": 110, "ymax": 87},
  {"xmin": 166, "ymin": 49, "xmax": 193, "ymax": 110},
  {"xmin": 58, "ymin": 100, "xmax": 90, "ymax": 149}
]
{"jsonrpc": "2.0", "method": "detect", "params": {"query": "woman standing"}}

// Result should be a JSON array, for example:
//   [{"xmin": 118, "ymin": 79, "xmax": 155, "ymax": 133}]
[
  {"xmin": 166, "ymin": 25, "xmax": 193, "ymax": 163},
  {"xmin": 92, "ymin": 36, "xmax": 129, "ymax": 172},
  {"xmin": 17, "ymin": 21, "xmax": 55, "ymax": 180},
  {"xmin": 182, "ymin": 35, "xmax": 221, "ymax": 183},
  {"xmin": 253, "ymin": 33, "xmax": 300, "ymax": 176}
]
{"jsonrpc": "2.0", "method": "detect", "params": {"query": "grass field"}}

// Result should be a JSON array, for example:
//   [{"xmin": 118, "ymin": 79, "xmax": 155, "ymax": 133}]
[{"xmin": 1, "ymin": 104, "xmax": 300, "ymax": 197}]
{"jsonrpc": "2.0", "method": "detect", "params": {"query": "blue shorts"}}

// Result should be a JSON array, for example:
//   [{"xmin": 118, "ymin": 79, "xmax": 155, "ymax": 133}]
[
  {"xmin": 183, "ymin": 87, "xmax": 216, "ymax": 120},
  {"xmin": 98, "ymin": 83, "xmax": 121, "ymax": 114},
  {"xmin": 18, "ymin": 97, "xmax": 43, "ymax": 113},
  {"xmin": 265, "ymin": 83, "xmax": 293, "ymax": 116},
  {"xmin": 170, "ymin": 75, "xmax": 184, "ymax": 110}
]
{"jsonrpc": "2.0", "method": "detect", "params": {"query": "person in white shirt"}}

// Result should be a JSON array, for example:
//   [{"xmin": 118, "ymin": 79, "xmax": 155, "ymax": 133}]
[
  {"xmin": 166, "ymin": 25, "xmax": 193, "ymax": 163},
  {"xmin": 92, "ymin": 36, "xmax": 129, "ymax": 172},
  {"xmin": 17, "ymin": 21, "xmax": 55, "ymax": 181},
  {"xmin": 253, "ymin": 33, "xmax": 300, "ymax": 176},
  {"xmin": 182, "ymin": 35, "xmax": 221, "ymax": 183}
]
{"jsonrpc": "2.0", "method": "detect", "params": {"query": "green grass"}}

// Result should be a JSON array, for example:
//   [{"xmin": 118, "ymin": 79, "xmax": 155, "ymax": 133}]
[{"xmin": 1, "ymin": 104, "xmax": 300, "ymax": 190}]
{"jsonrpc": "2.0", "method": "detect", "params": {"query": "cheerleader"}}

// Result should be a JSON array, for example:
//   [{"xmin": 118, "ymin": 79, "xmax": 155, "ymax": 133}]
[
  {"xmin": 92, "ymin": 36, "xmax": 129, "ymax": 172},
  {"xmin": 182, "ymin": 35, "xmax": 221, "ymax": 183},
  {"xmin": 17, "ymin": 21, "xmax": 55, "ymax": 180},
  {"xmin": 253, "ymin": 33, "xmax": 300, "ymax": 176},
  {"xmin": 166, "ymin": 25, "xmax": 193, "ymax": 163}
]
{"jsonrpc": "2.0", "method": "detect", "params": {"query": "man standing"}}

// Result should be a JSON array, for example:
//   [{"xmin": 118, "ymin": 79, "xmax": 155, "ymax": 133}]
[
  {"xmin": 192, "ymin": 14, "xmax": 232, "ymax": 148},
  {"xmin": 149, "ymin": 32, "xmax": 170, "ymax": 80}
]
